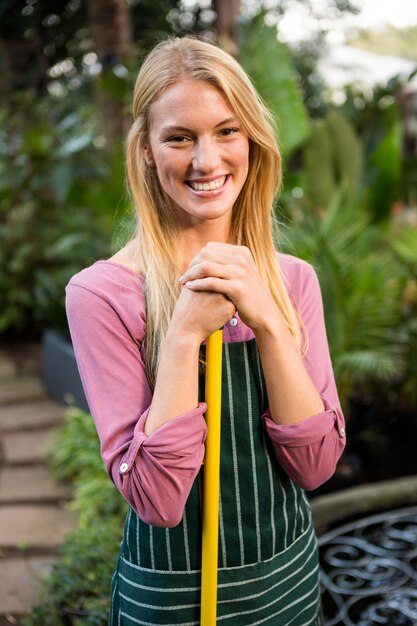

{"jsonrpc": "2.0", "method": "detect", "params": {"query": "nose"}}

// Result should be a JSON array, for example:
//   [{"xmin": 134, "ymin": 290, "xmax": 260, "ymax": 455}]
[{"xmin": 192, "ymin": 138, "xmax": 221, "ymax": 173}]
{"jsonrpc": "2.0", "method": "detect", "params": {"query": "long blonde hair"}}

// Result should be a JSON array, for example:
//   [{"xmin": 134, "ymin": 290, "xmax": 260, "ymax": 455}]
[{"xmin": 125, "ymin": 36, "xmax": 302, "ymax": 386}]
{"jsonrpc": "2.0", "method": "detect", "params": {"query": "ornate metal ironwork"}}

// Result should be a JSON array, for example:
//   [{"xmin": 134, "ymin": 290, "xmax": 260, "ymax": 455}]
[{"xmin": 318, "ymin": 505, "xmax": 417, "ymax": 626}]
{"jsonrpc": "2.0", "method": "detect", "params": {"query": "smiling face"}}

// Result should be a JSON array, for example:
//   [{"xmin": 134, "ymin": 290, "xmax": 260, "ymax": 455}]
[{"xmin": 143, "ymin": 78, "xmax": 250, "ymax": 234}]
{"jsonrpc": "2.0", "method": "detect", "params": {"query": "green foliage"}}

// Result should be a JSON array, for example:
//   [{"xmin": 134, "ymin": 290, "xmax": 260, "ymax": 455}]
[
  {"xmin": 303, "ymin": 111, "xmax": 363, "ymax": 208},
  {"xmin": 281, "ymin": 189, "xmax": 408, "ymax": 404},
  {"xmin": 392, "ymin": 227, "xmax": 417, "ymax": 274},
  {"xmin": 22, "ymin": 521, "xmax": 122, "ymax": 626},
  {"xmin": 50, "ymin": 407, "xmax": 128, "ymax": 528},
  {"xmin": 0, "ymin": 92, "xmax": 131, "ymax": 337},
  {"xmin": 24, "ymin": 407, "xmax": 127, "ymax": 625},
  {"xmin": 390, "ymin": 225, "xmax": 417, "ymax": 406},
  {"xmin": 339, "ymin": 78, "xmax": 409, "ymax": 222},
  {"xmin": 238, "ymin": 13, "xmax": 310, "ymax": 157},
  {"xmin": 364, "ymin": 115, "xmax": 402, "ymax": 222}
]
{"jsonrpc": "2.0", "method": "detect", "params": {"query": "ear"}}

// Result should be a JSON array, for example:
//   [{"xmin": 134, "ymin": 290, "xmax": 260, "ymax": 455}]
[{"xmin": 143, "ymin": 144, "xmax": 155, "ymax": 167}]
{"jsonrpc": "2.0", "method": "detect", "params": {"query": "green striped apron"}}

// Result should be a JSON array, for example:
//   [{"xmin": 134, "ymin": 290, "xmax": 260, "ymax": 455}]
[{"xmin": 109, "ymin": 339, "xmax": 323, "ymax": 625}]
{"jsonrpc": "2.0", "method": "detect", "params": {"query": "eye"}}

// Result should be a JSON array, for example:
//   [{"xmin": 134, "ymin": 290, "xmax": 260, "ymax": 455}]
[
  {"xmin": 219, "ymin": 127, "xmax": 240, "ymax": 137},
  {"xmin": 166, "ymin": 135, "xmax": 188, "ymax": 143}
]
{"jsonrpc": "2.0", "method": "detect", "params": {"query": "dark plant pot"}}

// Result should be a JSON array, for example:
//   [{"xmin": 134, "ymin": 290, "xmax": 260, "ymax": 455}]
[{"xmin": 42, "ymin": 329, "xmax": 89, "ymax": 412}]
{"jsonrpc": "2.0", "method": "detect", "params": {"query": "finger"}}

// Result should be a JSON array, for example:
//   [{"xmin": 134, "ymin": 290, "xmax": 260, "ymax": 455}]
[
  {"xmin": 188, "ymin": 243, "xmax": 250, "ymax": 269},
  {"xmin": 179, "ymin": 261, "xmax": 233, "ymax": 284},
  {"xmin": 184, "ymin": 277, "xmax": 242, "ymax": 302}
]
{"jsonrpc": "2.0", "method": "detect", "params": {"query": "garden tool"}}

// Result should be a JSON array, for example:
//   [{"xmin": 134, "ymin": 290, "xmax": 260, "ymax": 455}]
[{"xmin": 200, "ymin": 329, "xmax": 223, "ymax": 625}]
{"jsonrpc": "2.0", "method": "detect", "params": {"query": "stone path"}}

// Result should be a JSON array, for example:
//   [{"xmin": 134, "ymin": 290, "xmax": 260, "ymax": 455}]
[{"xmin": 0, "ymin": 343, "xmax": 78, "ymax": 625}]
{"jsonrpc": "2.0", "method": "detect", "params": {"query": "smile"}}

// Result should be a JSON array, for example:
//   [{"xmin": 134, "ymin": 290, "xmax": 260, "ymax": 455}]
[{"xmin": 187, "ymin": 176, "xmax": 227, "ymax": 191}]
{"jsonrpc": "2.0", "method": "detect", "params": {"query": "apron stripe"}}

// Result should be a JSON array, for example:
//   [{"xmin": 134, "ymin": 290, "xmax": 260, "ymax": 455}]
[
  {"xmin": 149, "ymin": 525, "xmax": 155, "ymax": 570},
  {"xmin": 255, "ymin": 346, "xmax": 277, "ymax": 557},
  {"xmin": 281, "ymin": 473, "xmax": 289, "ymax": 549},
  {"xmin": 291, "ymin": 480, "xmax": 299, "ymax": 542},
  {"xmin": 224, "ymin": 343, "xmax": 245, "ymax": 565},
  {"xmin": 219, "ymin": 486, "xmax": 227, "ymax": 568},
  {"xmin": 248, "ymin": 591, "xmax": 320, "ymax": 626},
  {"xmin": 120, "ymin": 612, "xmax": 199, "ymax": 626},
  {"xmin": 165, "ymin": 528, "xmax": 172, "ymax": 571},
  {"xmin": 182, "ymin": 510, "xmax": 191, "ymax": 571},
  {"xmin": 120, "ymin": 590, "xmax": 200, "ymax": 611},
  {"xmin": 262, "ymin": 428, "xmax": 276, "ymax": 555},
  {"xmin": 217, "ymin": 567, "xmax": 320, "ymax": 622},
  {"xmin": 136, "ymin": 512, "xmax": 140, "ymax": 565},
  {"xmin": 126, "ymin": 509, "xmax": 133, "ymax": 562},
  {"xmin": 243, "ymin": 342, "xmax": 262, "ymax": 562}
]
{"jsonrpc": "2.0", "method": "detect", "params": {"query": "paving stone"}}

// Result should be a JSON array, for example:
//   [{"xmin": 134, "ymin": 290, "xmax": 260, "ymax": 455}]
[
  {"xmin": 0, "ymin": 505, "xmax": 78, "ymax": 548},
  {"xmin": 0, "ymin": 557, "xmax": 56, "ymax": 614},
  {"xmin": 2, "ymin": 428, "xmax": 60, "ymax": 464},
  {"xmin": 0, "ymin": 355, "xmax": 15, "ymax": 378},
  {"xmin": 0, "ymin": 379, "xmax": 45, "ymax": 406},
  {"xmin": 0, "ymin": 467, "xmax": 72, "ymax": 503},
  {"xmin": 0, "ymin": 400, "xmax": 64, "ymax": 432}
]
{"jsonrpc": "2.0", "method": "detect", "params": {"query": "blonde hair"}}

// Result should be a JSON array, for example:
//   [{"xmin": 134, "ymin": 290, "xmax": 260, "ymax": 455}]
[{"xmin": 125, "ymin": 36, "xmax": 302, "ymax": 385}]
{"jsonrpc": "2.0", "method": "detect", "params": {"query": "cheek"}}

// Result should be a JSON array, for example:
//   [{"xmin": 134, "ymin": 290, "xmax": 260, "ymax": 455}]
[
  {"xmin": 235, "ymin": 141, "xmax": 250, "ymax": 172},
  {"xmin": 154, "ymin": 153, "xmax": 185, "ymax": 182}
]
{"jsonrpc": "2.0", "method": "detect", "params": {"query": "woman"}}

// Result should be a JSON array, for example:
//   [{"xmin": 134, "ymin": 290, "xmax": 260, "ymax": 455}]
[{"xmin": 66, "ymin": 36, "xmax": 346, "ymax": 625}]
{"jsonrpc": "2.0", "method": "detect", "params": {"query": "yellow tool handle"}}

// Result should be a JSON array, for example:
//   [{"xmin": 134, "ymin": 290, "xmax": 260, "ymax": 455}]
[{"xmin": 200, "ymin": 329, "xmax": 223, "ymax": 626}]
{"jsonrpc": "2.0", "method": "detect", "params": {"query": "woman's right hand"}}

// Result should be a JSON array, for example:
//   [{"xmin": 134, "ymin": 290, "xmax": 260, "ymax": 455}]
[
  {"xmin": 144, "ymin": 285, "xmax": 234, "ymax": 436},
  {"xmin": 170, "ymin": 285, "xmax": 235, "ymax": 344}
]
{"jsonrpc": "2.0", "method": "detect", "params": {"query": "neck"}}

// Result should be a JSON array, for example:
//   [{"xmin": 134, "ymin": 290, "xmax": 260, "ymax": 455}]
[{"xmin": 180, "ymin": 220, "xmax": 231, "ymax": 267}]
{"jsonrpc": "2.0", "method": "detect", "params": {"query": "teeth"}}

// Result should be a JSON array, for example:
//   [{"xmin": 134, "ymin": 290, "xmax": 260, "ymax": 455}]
[{"xmin": 189, "ymin": 176, "xmax": 226, "ymax": 191}]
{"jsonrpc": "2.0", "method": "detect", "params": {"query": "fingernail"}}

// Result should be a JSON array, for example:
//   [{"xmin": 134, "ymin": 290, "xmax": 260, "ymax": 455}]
[
  {"xmin": 185, "ymin": 281, "xmax": 193, "ymax": 287},
  {"xmin": 179, "ymin": 275, "xmax": 185, "ymax": 283}
]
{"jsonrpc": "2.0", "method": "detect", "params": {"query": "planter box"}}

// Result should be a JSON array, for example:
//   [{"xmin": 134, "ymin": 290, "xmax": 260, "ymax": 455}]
[{"xmin": 42, "ymin": 329, "xmax": 89, "ymax": 412}]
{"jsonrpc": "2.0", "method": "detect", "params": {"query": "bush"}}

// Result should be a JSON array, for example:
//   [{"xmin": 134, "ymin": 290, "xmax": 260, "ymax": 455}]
[
  {"xmin": 23, "ymin": 521, "xmax": 122, "ymax": 626},
  {"xmin": 23, "ymin": 408, "xmax": 128, "ymax": 625},
  {"xmin": 0, "ymin": 91, "xmax": 131, "ymax": 338}
]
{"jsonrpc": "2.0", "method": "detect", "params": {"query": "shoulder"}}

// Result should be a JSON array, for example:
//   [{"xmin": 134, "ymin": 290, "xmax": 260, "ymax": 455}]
[
  {"xmin": 65, "ymin": 260, "xmax": 146, "ymax": 340},
  {"xmin": 277, "ymin": 252, "xmax": 318, "ymax": 287},
  {"xmin": 67, "ymin": 260, "xmax": 144, "ymax": 298},
  {"xmin": 276, "ymin": 252, "xmax": 322, "ymax": 311}
]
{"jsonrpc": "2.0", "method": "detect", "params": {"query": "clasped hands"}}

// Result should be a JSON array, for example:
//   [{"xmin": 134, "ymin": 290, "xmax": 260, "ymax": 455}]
[{"xmin": 178, "ymin": 242, "xmax": 276, "ymax": 335}]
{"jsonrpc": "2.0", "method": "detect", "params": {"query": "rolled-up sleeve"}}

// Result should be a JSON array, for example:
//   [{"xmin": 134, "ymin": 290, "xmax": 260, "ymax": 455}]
[
  {"xmin": 118, "ymin": 406, "xmax": 207, "ymax": 527},
  {"xmin": 263, "ymin": 260, "xmax": 346, "ymax": 491},
  {"xmin": 65, "ymin": 275, "xmax": 207, "ymax": 527}
]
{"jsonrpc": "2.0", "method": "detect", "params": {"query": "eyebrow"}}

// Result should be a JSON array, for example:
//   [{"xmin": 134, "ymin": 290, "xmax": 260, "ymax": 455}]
[{"xmin": 160, "ymin": 117, "xmax": 240, "ymax": 134}]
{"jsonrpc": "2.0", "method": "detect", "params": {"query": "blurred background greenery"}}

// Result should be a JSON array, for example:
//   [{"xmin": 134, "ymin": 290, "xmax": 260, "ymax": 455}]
[{"xmin": 1, "ymin": 1, "xmax": 417, "ymax": 623}]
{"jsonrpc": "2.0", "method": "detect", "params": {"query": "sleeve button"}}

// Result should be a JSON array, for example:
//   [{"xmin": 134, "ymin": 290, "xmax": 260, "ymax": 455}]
[
  {"xmin": 120, "ymin": 462, "xmax": 129, "ymax": 474},
  {"xmin": 339, "ymin": 427, "xmax": 346, "ymax": 438},
  {"xmin": 228, "ymin": 317, "xmax": 238, "ymax": 327}
]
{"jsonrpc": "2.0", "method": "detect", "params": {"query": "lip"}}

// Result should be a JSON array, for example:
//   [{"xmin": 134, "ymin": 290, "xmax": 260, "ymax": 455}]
[
  {"xmin": 186, "ymin": 175, "xmax": 228, "ymax": 184},
  {"xmin": 185, "ymin": 174, "xmax": 229, "ymax": 197}
]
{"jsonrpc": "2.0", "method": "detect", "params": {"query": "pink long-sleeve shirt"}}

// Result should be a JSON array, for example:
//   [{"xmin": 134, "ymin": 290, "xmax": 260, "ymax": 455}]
[{"xmin": 65, "ymin": 253, "xmax": 346, "ymax": 527}]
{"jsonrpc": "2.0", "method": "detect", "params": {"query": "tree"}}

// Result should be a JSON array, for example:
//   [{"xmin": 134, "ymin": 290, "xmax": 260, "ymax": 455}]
[
  {"xmin": 86, "ymin": 0, "xmax": 133, "ymax": 146},
  {"xmin": 213, "ymin": 0, "xmax": 240, "ymax": 54}
]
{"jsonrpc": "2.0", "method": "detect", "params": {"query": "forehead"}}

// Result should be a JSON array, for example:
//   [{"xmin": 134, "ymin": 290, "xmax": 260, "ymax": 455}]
[{"xmin": 149, "ymin": 78, "xmax": 237, "ymax": 130}]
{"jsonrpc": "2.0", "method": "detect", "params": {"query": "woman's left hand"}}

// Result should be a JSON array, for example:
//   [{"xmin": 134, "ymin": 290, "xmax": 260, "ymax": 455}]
[{"xmin": 179, "ymin": 242, "xmax": 277, "ymax": 331}]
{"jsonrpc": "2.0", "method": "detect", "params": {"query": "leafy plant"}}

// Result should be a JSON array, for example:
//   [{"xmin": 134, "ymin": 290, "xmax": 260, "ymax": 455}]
[
  {"xmin": 390, "ymin": 225, "xmax": 417, "ymax": 407},
  {"xmin": 0, "ymin": 91, "xmax": 130, "ymax": 337},
  {"xmin": 339, "ymin": 75, "xmax": 412, "ymax": 222},
  {"xmin": 302, "ymin": 111, "xmax": 363, "ymax": 208},
  {"xmin": 22, "ymin": 521, "xmax": 122, "ymax": 626},
  {"xmin": 281, "ymin": 188, "xmax": 407, "ymax": 405},
  {"xmin": 238, "ymin": 12, "xmax": 310, "ymax": 157},
  {"xmin": 50, "ymin": 407, "xmax": 128, "ymax": 527},
  {"xmin": 24, "ymin": 408, "xmax": 128, "ymax": 625}
]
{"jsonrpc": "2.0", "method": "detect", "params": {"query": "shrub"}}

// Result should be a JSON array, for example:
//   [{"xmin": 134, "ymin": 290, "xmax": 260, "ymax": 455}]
[
  {"xmin": 0, "ymin": 91, "xmax": 131, "ymax": 338},
  {"xmin": 23, "ymin": 408, "xmax": 128, "ymax": 625}
]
